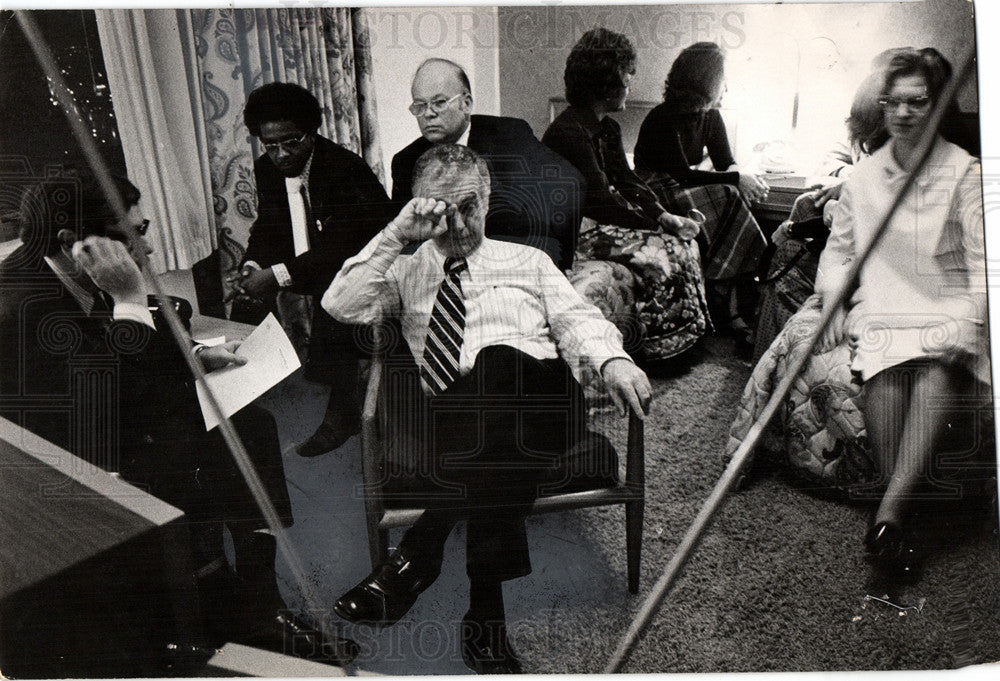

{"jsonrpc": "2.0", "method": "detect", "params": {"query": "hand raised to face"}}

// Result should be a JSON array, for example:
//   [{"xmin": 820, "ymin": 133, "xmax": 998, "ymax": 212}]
[
  {"xmin": 387, "ymin": 197, "xmax": 453, "ymax": 244},
  {"xmin": 72, "ymin": 236, "xmax": 147, "ymax": 306}
]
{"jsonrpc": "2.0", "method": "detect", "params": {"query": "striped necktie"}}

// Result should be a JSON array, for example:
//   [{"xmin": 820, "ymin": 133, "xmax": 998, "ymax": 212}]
[
  {"xmin": 420, "ymin": 257, "xmax": 467, "ymax": 395},
  {"xmin": 91, "ymin": 290, "xmax": 113, "ymax": 316}
]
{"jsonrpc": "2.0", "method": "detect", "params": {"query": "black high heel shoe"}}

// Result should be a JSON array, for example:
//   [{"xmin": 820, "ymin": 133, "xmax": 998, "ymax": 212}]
[{"xmin": 864, "ymin": 522, "xmax": 923, "ymax": 585}]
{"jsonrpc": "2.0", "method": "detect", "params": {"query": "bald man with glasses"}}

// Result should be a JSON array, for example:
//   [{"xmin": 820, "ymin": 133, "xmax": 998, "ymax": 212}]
[{"xmin": 391, "ymin": 58, "xmax": 585, "ymax": 272}]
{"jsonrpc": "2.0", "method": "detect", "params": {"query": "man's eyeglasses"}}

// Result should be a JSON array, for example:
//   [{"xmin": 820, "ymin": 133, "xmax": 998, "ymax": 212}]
[
  {"xmin": 106, "ymin": 219, "xmax": 149, "ymax": 246},
  {"xmin": 408, "ymin": 93, "xmax": 465, "ymax": 117},
  {"xmin": 262, "ymin": 132, "xmax": 310, "ymax": 153},
  {"xmin": 878, "ymin": 95, "xmax": 932, "ymax": 113}
]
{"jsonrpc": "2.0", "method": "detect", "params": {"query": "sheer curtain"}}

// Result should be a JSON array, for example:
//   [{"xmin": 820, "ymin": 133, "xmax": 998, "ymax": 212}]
[
  {"xmin": 94, "ymin": 9, "xmax": 217, "ymax": 273},
  {"xmin": 95, "ymin": 8, "xmax": 384, "ymax": 275}
]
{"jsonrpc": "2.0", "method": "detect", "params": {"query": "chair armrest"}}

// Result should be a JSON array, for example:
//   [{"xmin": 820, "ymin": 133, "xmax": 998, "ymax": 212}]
[
  {"xmin": 624, "ymin": 408, "xmax": 645, "ymax": 489},
  {"xmin": 362, "ymin": 354, "xmax": 382, "ymax": 424},
  {"xmin": 362, "ymin": 321, "xmax": 389, "ymax": 424}
]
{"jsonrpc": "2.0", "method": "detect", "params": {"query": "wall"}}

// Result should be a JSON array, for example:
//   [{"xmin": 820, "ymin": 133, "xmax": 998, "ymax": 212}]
[
  {"xmin": 497, "ymin": 0, "xmax": 978, "ymax": 173},
  {"xmin": 367, "ymin": 6, "xmax": 499, "ymax": 194}
]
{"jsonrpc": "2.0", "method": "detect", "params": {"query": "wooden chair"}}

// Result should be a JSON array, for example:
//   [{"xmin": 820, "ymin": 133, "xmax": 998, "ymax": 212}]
[{"xmin": 358, "ymin": 323, "xmax": 646, "ymax": 594}]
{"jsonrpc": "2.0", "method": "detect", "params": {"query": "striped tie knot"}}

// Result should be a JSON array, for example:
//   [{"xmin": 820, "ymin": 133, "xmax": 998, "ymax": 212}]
[
  {"xmin": 420, "ymin": 256, "xmax": 468, "ymax": 395},
  {"xmin": 444, "ymin": 256, "xmax": 467, "ymax": 275}
]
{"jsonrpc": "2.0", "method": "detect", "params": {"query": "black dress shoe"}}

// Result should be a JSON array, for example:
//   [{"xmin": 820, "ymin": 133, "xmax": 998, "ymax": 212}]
[
  {"xmin": 240, "ymin": 612, "xmax": 360, "ymax": 665},
  {"xmin": 297, "ymin": 418, "xmax": 360, "ymax": 457},
  {"xmin": 334, "ymin": 551, "xmax": 440, "ymax": 626},
  {"xmin": 460, "ymin": 613, "xmax": 523, "ymax": 674},
  {"xmin": 864, "ymin": 521, "xmax": 923, "ymax": 585}
]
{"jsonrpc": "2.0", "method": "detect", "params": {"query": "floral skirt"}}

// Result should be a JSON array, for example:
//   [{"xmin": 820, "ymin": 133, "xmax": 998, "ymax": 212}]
[{"xmin": 573, "ymin": 223, "xmax": 711, "ymax": 361}]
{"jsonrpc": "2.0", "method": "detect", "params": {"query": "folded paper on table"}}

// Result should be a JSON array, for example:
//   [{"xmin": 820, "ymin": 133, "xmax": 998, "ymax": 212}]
[{"xmin": 196, "ymin": 313, "xmax": 300, "ymax": 430}]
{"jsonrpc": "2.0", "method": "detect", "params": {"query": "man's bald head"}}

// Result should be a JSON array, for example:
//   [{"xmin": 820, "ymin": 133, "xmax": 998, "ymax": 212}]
[
  {"xmin": 414, "ymin": 58, "xmax": 471, "ymax": 93},
  {"xmin": 410, "ymin": 59, "xmax": 473, "ymax": 144}
]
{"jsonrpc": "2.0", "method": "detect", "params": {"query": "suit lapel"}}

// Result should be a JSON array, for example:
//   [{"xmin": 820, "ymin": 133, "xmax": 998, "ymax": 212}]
[
  {"xmin": 467, "ymin": 116, "xmax": 484, "ymax": 152},
  {"xmin": 307, "ymin": 137, "xmax": 337, "ymax": 234}
]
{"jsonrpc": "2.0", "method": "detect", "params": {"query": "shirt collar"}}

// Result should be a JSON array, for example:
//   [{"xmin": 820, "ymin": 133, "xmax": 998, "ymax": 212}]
[
  {"xmin": 428, "ymin": 237, "xmax": 488, "ymax": 278},
  {"xmin": 284, "ymin": 151, "xmax": 314, "ymax": 191},
  {"xmin": 878, "ymin": 135, "xmax": 945, "ymax": 183},
  {"xmin": 563, "ymin": 104, "xmax": 604, "ymax": 137}
]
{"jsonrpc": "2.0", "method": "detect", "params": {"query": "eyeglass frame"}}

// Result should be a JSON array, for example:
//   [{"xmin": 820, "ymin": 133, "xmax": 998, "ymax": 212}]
[
  {"xmin": 408, "ymin": 93, "xmax": 467, "ymax": 117},
  {"xmin": 261, "ymin": 132, "xmax": 310, "ymax": 153},
  {"xmin": 105, "ymin": 218, "xmax": 150, "ymax": 246},
  {"xmin": 877, "ymin": 95, "xmax": 932, "ymax": 113}
]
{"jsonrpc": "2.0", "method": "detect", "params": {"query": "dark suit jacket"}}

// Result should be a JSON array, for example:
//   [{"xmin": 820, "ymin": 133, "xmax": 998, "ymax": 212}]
[
  {"xmin": 391, "ymin": 115, "xmax": 584, "ymax": 271},
  {"xmin": 243, "ymin": 135, "xmax": 393, "ymax": 369},
  {"xmin": 0, "ymin": 250, "xmax": 291, "ymax": 525},
  {"xmin": 543, "ymin": 105, "xmax": 667, "ymax": 232},
  {"xmin": 243, "ymin": 135, "xmax": 393, "ymax": 297}
]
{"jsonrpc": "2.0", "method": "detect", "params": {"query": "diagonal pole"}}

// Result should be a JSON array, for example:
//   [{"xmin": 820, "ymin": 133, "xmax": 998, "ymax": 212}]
[
  {"xmin": 16, "ymin": 11, "xmax": 354, "ymax": 670},
  {"xmin": 605, "ymin": 44, "xmax": 978, "ymax": 674}
]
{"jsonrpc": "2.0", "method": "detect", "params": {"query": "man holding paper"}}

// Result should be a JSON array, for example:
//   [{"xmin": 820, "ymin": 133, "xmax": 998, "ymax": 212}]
[{"xmin": 0, "ymin": 175, "xmax": 357, "ymax": 665}]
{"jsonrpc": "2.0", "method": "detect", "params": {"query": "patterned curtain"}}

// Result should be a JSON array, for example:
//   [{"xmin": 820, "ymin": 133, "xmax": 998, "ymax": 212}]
[{"xmin": 189, "ymin": 8, "xmax": 384, "ymax": 272}]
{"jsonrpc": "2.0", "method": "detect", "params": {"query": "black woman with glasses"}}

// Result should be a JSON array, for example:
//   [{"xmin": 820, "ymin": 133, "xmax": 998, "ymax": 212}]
[
  {"xmin": 814, "ymin": 48, "xmax": 993, "ymax": 585},
  {"xmin": 390, "ymin": 58, "xmax": 584, "ymax": 272},
  {"xmin": 233, "ymin": 82, "xmax": 394, "ymax": 458}
]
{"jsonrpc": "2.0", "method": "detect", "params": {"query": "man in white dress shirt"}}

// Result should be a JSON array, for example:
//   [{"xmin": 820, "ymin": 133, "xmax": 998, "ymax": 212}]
[{"xmin": 322, "ymin": 144, "xmax": 650, "ymax": 673}]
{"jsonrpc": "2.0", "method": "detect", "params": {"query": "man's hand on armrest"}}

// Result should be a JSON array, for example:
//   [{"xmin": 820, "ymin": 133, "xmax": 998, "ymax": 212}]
[{"xmin": 601, "ymin": 358, "xmax": 652, "ymax": 419}]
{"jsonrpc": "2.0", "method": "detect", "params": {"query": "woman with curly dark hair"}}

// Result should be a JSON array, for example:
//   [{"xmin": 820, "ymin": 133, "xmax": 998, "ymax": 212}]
[
  {"xmin": 543, "ymin": 28, "xmax": 711, "ymax": 361},
  {"xmin": 634, "ymin": 42, "xmax": 770, "ymax": 340}
]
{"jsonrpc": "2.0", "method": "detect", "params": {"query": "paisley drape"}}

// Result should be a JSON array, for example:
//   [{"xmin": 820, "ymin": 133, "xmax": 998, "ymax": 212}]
[{"xmin": 190, "ymin": 8, "xmax": 384, "ymax": 270}]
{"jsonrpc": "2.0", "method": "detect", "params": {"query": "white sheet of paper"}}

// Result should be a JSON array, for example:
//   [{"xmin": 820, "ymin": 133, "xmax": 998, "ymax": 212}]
[{"xmin": 195, "ymin": 313, "xmax": 300, "ymax": 430}]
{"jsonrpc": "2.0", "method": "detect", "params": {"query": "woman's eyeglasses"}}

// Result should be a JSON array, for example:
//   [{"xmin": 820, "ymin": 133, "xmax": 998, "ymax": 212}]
[
  {"xmin": 878, "ymin": 95, "xmax": 932, "ymax": 113},
  {"xmin": 262, "ymin": 132, "xmax": 309, "ymax": 153},
  {"xmin": 408, "ymin": 93, "xmax": 464, "ymax": 117}
]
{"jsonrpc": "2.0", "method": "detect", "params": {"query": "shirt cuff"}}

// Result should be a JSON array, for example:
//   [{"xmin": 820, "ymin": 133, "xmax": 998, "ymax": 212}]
[
  {"xmin": 272, "ymin": 263, "xmax": 292, "ymax": 287},
  {"xmin": 599, "ymin": 354, "xmax": 635, "ymax": 377},
  {"xmin": 113, "ymin": 302, "xmax": 156, "ymax": 329},
  {"xmin": 243, "ymin": 260, "xmax": 262, "ymax": 271}
]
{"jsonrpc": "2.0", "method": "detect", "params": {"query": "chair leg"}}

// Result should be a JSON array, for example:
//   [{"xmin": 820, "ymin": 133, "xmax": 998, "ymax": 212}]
[
  {"xmin": 626, "ymin": 499, "xmax": 644, "ymax": 594},
  {"xmin": 365, "ymin": 505, "xmax": 388, "ymax": 571},
  {"xmin": 375, "ymin": 529, "xmax": 390, "ymax": 569}
]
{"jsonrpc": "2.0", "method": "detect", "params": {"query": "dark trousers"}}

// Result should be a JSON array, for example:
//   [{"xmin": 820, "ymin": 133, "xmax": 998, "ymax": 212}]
[
  {"xmin": 123, "ymin": 404, "xmax": 293, "ymax": 531},
  {"xmin": 396, "ymin": 345, "xmax": 587, "ymax": 583}
]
